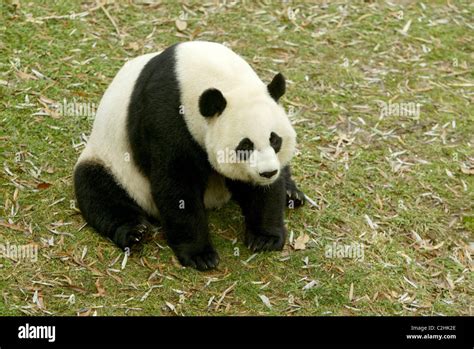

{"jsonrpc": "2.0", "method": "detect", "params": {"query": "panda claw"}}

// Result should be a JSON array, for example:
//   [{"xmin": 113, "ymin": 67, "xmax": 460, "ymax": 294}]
[
  {"xmin": 173, "ymin": 243, "xmax": 220, "ymax": 271},
  {"xmin": 114, "ymin": 221, "xmax": 150, "ymax": 250},
  {"xmin": 286, "ymin": 188, "xmax": 305, "ymax": 208},
  {"xmin": 245, "ymin": 231, "xmax": 285, "ymax": 253}
]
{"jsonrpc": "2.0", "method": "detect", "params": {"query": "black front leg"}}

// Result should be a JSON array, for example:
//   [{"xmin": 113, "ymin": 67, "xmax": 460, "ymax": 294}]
[
  {"xmin": 283, "ymin": 166, "xmax": 305, "ymax": 208},
  {"xmin": 226, "ymin": 173, "xmax": 287, "ymax": 252},
  {"xmin": 151, "ymin": 169, "xmax": 219, "ymax": 271}
]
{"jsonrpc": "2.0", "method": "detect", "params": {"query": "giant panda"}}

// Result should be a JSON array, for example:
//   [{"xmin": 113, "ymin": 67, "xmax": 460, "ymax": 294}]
[{"xmin": 74, "ymin": 41, "xmax": 305, "ymax": 271}]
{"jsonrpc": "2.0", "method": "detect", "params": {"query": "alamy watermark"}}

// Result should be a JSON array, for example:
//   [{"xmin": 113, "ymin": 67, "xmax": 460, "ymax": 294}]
[
  {"xmin": 53, "ymin": 98, "xmax": 96, "ymax": 118},
  {"xmin": 0, "ymin": 242, "xmax": 38, "ymax": 263},
  {"xmin": 379, "ymin": 101, "xmax": 422, "ymax": 119},
  {"xmin": 216, "ymin": 148, "xmax": 257, "ymax": 167},
  {"xmin": 325, "ymin": 242, "xmax": 364, "ymax": 261}
]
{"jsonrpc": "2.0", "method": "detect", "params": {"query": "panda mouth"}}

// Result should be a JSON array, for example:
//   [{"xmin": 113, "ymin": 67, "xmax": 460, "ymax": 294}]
[{"xmin": 253, "ymin": 172, "xmax": 279, "ymax": 186}]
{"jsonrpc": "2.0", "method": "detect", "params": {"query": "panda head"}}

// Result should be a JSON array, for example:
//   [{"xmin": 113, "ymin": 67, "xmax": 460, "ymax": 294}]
[{"xmin": 200, "ymin": 73, "xmax": 296, "ymax": 186}]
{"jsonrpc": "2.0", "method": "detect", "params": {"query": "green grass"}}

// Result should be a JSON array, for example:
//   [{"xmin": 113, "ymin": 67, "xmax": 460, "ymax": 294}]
[{"xmin": 0, "ymin": 0, "xmax": 473, "ymax": 316}]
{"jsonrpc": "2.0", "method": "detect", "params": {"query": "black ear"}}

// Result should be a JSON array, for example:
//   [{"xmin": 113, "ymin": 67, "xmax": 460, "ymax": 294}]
[
  {"xmin": 199, "ymin": 88, "xmax": 227, "ymax": 117},
  {"xmin": 267, "ymin": 73, "xmax": 286, "ymax": 102}
]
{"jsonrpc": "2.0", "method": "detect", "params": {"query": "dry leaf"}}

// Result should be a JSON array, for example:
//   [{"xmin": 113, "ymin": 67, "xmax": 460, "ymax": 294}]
[
  {"xmin": 293, "ymin": 233, "xmax": 310, "ymax": 250},
  {"xmin": 37, "ymin": 182, "xmax": 51, "ymax": 190},
  {"xmin": 78, "ymin": 308, "xmax": 92, "ymax": 316},
  {"xmin": 364, "ymin": 214, "xmax": 379, "ymax": 230},
  {"xmin": 127, "ymin": 42, "xmax": 140, "ymax": 51},
  {"xmin": 175, "ymin": 19, "xmax": 187, "ymax": 32},
  {"xmin": 461, "ymin": 166, "xmax": 474, "ymax": 175},
  {"xmin": 400, "ymin": 19, "xmax": 412, "ymax": 35},
  {"xmin": 121, "ymin": 250, "xmax": 129, "ymax": 269},
  {"xmin": 303, "ymin": 280, "xmax": 318, "ymax": 290},
  {"xmin": 422, "ymin": 241, "xmax": 445, "ymax": 251},
  {"xmin": 165, "ymin": 301, "xmax": 176, "ymax": 313},
  {"xmin": 258, "ymin": 294, "xmax": 272, "ymax": 309},
  {"xmin": 16, "ymin": 70, "xmax": 37, "ymax": 81},
  {"xmin": 93, "ymin": 279, "xmax": 106, "ymax": 297},
  {"xmin": 39, "ymin": 96, "xmax": 56, "ymax": 105}
]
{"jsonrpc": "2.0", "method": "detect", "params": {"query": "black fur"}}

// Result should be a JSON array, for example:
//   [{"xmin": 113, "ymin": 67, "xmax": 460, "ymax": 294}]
[
  {"xmin": 199, "ymin": 88, "xmax": 227, "ymax": 117},
  {"xmin": 235, "ymin": 138, "xmax": 254, "ymax": 161},
  {"xmin": 74, "ymin": 161, "xmax": 151, "ymax": 250},
  {"xmin": 270, "ymin": 132, "xmax": 282, "ymax": 153},
  {"xmin": 267, "ymin": 73, "xmax": 286, "ymax": 102},
  {"xmin": 74, "ymin": 44, "xmax": 304, "ymax": 271},
  {"xmin": 127, "ymin": 44, "xmax": 218, "ymax": 270},
  {"xmin": 226, "ymin": 169, "xmax": 287, "ymax": 252},
  {"xmin": 225, "ymin": 166, "xmax": 304, "ymax": 253},
  {"xmin": 284, "ymin": 166, "xmax": 305, "ymax": 208}
]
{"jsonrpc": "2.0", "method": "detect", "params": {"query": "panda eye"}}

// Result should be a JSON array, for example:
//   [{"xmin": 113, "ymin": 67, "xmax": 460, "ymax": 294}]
[
  {"xmin": 270, "ymin": 132, "xmax": 282, "ymax": 153},
  {"xmin": 235, "ymin": 138, "xmax": 254, "ymax": 161}
]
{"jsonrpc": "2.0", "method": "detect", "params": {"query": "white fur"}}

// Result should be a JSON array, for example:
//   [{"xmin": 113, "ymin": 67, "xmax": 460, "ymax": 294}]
[
  {"xmin": 175, "ymin": 42, "xmax": 264, "ymax": 148},
  {"xmin": 203, "ymin": 172, "xmax": 232, "ymax": 209}
]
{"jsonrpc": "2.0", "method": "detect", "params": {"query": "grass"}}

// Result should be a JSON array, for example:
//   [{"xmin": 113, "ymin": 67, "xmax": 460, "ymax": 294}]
[{"xmin": 0, "ymin": 0, "xmax": 473, "ymax": 316}]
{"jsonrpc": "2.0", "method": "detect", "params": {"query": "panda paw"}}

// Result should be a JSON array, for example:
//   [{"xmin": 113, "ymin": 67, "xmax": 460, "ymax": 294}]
[
  {"xmin": 173, "ymin": 243, "xmax": 220, "ymax": 271},
  {"xmin": 245, "ymin": 229, "xmax": 286, "ymax": 252},
  {"xmin": 114, "ymin": 222, "xmax": 148, "ymax": 251},
  {"xmin": 286, "ymin": 188, "xmax": 305, "ymax": 208}
]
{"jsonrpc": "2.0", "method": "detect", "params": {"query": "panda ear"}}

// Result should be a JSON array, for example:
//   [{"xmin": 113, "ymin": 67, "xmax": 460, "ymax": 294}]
[
  {"xmin": 267, "ymin": 73, "xmax": 286, "ymax": 102},
  {"xmin": 199, "ymin": 88, "xmax": 227, "ymax": 117}
]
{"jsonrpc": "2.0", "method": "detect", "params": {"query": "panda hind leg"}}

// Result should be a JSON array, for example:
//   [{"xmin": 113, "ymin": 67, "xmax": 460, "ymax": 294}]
[{"xmin": 74, "ymin": 160, "xmax": 152, "ymax": 251}]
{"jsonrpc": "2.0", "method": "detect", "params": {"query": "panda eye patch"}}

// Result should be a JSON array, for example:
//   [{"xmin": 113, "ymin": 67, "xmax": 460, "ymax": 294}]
[
  {"xmin": 235, "ymin": 138, "xmax": 254, "ymax": 161},
  {"xmin": 270, "ymin": 132, "xmax": 282, "ymax": 153}
]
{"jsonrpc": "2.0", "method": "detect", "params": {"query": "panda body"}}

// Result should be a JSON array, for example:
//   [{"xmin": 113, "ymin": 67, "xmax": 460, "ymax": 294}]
[{"xmin": 74, "ymin": 41, "xmax": 304, "ymax": 270}]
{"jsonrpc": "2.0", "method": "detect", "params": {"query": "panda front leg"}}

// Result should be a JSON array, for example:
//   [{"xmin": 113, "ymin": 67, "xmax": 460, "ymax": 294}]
[
  {"xmin": 226, "ymin": 173, "xmax": 287, "ymax": 252},
  {"xmin": 150, "ymin": 174, "xmax": 219, "ymax": 271},
  {"xmin": 283, "ymin": 165, "xmax": 305, "ymax": 208}
]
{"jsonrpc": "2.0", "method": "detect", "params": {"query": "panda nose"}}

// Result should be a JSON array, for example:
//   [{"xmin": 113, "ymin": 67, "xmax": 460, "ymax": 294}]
[{"xmin": 259, "ymin": 170, "xmax": 277, "ymax": 178}]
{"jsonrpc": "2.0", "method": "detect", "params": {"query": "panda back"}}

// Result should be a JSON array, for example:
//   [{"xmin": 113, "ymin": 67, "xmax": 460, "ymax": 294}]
[{"xmin": 77, "ymin": 52, "xmax": 161, "ymax": 216}]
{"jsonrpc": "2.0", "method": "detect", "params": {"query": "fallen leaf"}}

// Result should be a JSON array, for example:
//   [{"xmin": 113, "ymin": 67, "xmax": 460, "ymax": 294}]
[
  {"xmin": 127, "ymin": 41, "xmax": 140, "ymax": 51},
  {"xmin": 258, "ymin": 294, "xmax": 272, "ymax": 309},
  {"xmin": 78, "ymin": 308, "xmax": 92, "ymax": 316},
  {"xmin": 37, "ymin": 182, "xmax": 51, "ymax": 190},
  {"xmin": 175, "ymin": 19, "xmax": 187, "ymax": 32},
  {"xmin": 303, "ymin": 280, "xmax": 318, "ymax": 290},
  {"xmin": 16, "ymin": 70, "xmax": 37, "ymax": 81},
  {"xmin": 400, "ymin": 19, "xmax": 412, "ymax": 35},
  {"xmin": 0, "ymin": 221, "xmax": 25, "ymax": 232},
  {"xmin": 121, "ymin": 250, "xmax": 129, "ymax": 269},
  {"xmin": 293, "ymin": 233, "xmax": 310, "ymax": 250},
  {"xmin": 364, "ymin": 214, "xmax": 379, "ymax": 230},
  {"xmin": 39, "ymin": 96, "xmax": 56, "ymax": 105},
  {"xmin": 422, "ymin": 241, "xmax": 445, "ymax": 251},
  {"xmin": 445, "ymin": 169, "xmax": 454, "ymax": 178},
  {"xmin": 93, "ymin": 279, "xmax": 106, "ymax": 297},
  {"xmin": 165, "ymin": 301, "xmax": 177, "ymax": 313},
  {"xmin": 31, "ymin": 69, "xmax": 47, "ymax": 79},
  {"xmin": 461, "ymin": 166, "xmax": 474, "ymax": 175}
]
